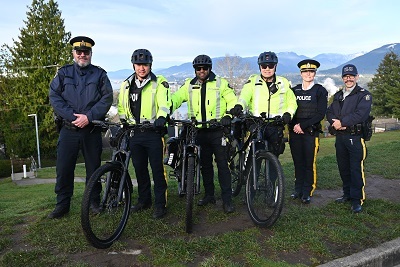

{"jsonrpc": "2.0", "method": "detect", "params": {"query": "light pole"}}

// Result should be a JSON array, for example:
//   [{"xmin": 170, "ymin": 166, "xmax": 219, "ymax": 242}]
[{"xmin": 28, "ymin": 113, "xmax": 41, "ymax": 168}]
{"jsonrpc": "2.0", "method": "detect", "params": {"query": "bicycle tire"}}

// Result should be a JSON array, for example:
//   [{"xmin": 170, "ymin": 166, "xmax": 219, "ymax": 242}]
[
  {"xmin": 246, "ymin": 151, "xmax": 284, "ymax": 227},
  {"xmin": 81, "ymin": 162, "xmax": 131, "ymax": 249},
  {"xmin": 229, "ymin": 145, "xmax": 244, "ymax": 197},
  {"xmin": 185, "ymin": 155, "xmax": 196, "ymax": 233}
]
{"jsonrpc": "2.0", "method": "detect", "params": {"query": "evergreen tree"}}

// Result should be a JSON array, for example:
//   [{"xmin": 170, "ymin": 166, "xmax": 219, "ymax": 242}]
[
  {"xmin": 368, "ymin": 51, "xmax": 400, "ymax": 117},
  {"xmin": 0, "ymin": 0, "xmax": 71, "ymax": 158}
]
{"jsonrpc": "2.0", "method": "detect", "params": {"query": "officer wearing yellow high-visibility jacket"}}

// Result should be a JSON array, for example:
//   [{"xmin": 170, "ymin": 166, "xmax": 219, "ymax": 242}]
[
  {"xmin": 231, "ymin": 51, "xmax": 297, "ymax": 157},
  {"xmin": 118, "ymin": 49, "xmax": 171, "ymax": 219},
  {"xmin": 171, "ymin": 54, "xmax": 237, "ymax": 213}
]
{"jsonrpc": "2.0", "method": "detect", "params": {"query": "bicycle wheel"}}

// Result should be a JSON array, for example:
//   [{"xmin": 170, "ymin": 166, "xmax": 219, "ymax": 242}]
[
  {"xmin": 229, "ymin": 145, "xmax": 244, "ymax": 197},
  {"xmin": 81, "ymin": 162, "xmax": 131, "ymax": 249},
  {"xmin": 185, "ymin": 155, "xmax": 196, "ymax": 233},
  {"xmin": 246, "ymin": 151, "xmax": 284, "ymax": 227}
]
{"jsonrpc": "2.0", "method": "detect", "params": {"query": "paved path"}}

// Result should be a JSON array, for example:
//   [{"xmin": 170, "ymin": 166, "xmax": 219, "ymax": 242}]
[
  {"xmin": 12, "ymin": 177, "xmax": 138, "ymax": 186},
  {"xmin": 13, "ymin": 177, "xmax": 86, "ymax": 185}
]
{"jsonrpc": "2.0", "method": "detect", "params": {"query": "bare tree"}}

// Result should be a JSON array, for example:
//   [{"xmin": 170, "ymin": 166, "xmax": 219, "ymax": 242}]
[{"xmin": 214, "ymin": 54, "xmax": 252, "ymax": 94}]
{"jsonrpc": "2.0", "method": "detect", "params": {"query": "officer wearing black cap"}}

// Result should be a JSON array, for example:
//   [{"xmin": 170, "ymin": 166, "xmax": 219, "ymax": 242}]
[
  {"xmin": 48, "ymin": 36, "xmax": 113, "ymax": 218},
  {"xmin": 289, "ymin": 59, "xmax": 328, "ymax": 204},
  {"xmin": 326, "ymin": 64, "xmax": 372, "ymax": 213}
]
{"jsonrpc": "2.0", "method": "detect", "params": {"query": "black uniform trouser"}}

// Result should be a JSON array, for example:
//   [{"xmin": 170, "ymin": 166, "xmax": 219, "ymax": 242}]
[
  {"xmin": 335, "ymin": 134, "xmax": 367, "ymax": 205},
  {"xmin": 55, "ymin": 126, "xmax": 102, "ymax": 208},
  {"xmin": 196, "ymin": 128, "xmax": 232, "ymax": 204},
  {"xmin": 289, "ymin": 131, "xmax": 319, "ymax": 197},
  {"xmin": 129, "ymin": 131, "xmax": 167, "ymax": 209}
]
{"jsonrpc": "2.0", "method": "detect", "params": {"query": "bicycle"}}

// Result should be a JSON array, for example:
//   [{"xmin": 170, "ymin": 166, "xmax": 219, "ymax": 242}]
[
  {"xmin": 227, "ymin": 112, "xmax": 286, "ymax": 227},
  {"xmin": 81, "ymin": 120, "xmax": 153, "ymax": 249},
  {"xmin": 164, "ymin": 117, "xmax": 222, "ymax": 233}
]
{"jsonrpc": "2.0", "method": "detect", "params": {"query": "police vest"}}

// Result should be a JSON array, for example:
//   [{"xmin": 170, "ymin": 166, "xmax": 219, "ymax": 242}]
[{"xmin": 292, "ymin": 84, "xmax": 322, "ymax": 119}]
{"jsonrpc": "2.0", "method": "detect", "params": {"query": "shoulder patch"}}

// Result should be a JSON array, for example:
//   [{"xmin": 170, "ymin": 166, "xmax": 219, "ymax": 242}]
[
  {"xmin": 365, "ymin": 95, "xmax": 371, "ymax": 101},
  {"xmin": 162, "ymin": 81, "xmax": 169, "ymax": 88}
]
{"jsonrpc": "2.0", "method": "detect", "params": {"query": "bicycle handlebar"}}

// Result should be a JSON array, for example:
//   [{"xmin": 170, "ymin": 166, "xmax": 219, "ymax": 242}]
[
  {"xmin": 92, "ymin": 120, "xmax": 154, "ymax": 129},
  {"xmin": 230, "ymin": 113, "xmax": 285, "ymax": 127},
  {"xmin": 168, "ymin": 117, "xmax": 223, "ymax": 128}
]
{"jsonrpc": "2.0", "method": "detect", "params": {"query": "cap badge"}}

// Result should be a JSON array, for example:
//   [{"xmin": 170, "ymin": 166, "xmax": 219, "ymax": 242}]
[{"xmin": 344, "ymin": 66, "xmax": 354, "ymax": 72}]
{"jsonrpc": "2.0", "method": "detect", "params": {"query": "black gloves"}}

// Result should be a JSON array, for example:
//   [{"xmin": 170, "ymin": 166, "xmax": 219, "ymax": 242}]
[
  {"xmin": 221, "ymin": 115, "xmax": 232, "ymax": 127},
  {"xmin": 154, "ymin": 116, "xmax": 167, "ymax": 129},
  {"xmin": 282, "ymin": 112, "xmax": 291, "ymax": 125},
  {"xmin": 230, "ymin": 104, "xmax": 243, "ymax": 116}
]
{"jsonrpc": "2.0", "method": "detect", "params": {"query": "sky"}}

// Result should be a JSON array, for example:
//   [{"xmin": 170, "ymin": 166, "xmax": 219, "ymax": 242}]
[{"xmin": 1, "ymin": 0, "xmax": 399, "ymax": 72}]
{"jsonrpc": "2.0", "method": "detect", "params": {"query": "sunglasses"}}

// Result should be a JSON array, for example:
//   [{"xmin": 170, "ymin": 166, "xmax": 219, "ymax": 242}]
[
  {"xmin": 195, "ymin": 66, "xmax": 209, "ymax": 71},
  {"xmin": 75, "ymin": 50, "xmax": 91, "ymax": 56},
  {"xmin": 260, "ymin": 63, "xmax": 276, "ymax": 69}
]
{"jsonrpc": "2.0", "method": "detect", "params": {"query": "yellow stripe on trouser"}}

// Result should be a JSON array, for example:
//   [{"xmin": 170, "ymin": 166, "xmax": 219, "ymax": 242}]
[
  {"xmin": 161, "ymin": 136, "xmax": 168, "ymax": 207},
  {"xmin": 360, "ymin": 138, "xmax": 367, "ymax": 205},
  {"xmin": 310, "ymin": 136, "xmax": 319, "ymax": 196}
]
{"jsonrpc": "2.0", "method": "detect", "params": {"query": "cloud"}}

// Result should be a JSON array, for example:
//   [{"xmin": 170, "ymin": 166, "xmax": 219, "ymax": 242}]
[{"xmin": 321, "ymin": 77, "xmax": 339, "ymax": 97}]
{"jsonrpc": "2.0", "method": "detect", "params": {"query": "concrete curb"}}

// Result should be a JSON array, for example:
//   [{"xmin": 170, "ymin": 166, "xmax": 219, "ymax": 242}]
[{"xmin": 318, "ymin": 237, "xmax": 400, "ymax": 267}]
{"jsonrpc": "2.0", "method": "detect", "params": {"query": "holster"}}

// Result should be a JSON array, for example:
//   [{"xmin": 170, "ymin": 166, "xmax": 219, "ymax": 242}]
[{"xmin": 54, "ymin": 115, "xmax": 63, "ymax": 133}]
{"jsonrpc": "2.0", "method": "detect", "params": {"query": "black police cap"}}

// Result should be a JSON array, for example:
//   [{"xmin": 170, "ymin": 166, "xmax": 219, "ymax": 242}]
[
  {"xmin": 297, "ymin": 59, "xmax": 320, "ymax": 71},
  {"xmin": 69, "ymin": 36, "xmax": 95, "ymax": 50}
]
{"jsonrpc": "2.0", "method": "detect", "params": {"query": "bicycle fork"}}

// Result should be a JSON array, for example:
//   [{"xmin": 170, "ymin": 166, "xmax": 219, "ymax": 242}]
[{"xmin": 250, "ymin": 140, "xmax": 270, "ymax": 191}]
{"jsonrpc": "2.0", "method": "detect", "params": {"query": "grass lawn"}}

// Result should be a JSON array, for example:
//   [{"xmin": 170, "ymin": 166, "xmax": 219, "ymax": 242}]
[{"xmin": 0, "ymin": 131, "xmax": 399, "ymax": 266}]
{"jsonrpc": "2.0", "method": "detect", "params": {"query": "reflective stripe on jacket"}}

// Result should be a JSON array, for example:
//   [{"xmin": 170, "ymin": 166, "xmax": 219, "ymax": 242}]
[
  {"xmin": 171, "ymin": 72, "xmax": 237, "ymax": 121},
  {"xmin": 118, "ymin": 72, "xmax": 171, "ymax": 124},
  {"xmin": 238, "ymin": 74, "xmax": 297, "ymax": 117}
]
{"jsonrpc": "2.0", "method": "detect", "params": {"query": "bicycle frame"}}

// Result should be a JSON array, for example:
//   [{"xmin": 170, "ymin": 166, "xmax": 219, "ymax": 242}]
[
  {"xmin": 103, "ymin": 132, "xmax": 132, "ymax": 204},
  {"xmin": 93, "ymin": 120, "xmax": 153, "ymax": 205},
  {"xmin": 170, "ymin": 118, "xmax": 203, "ymax": 196},
  {"xmin": 231, "ymin": 114, "xmax": 284, "ymax": 189}
]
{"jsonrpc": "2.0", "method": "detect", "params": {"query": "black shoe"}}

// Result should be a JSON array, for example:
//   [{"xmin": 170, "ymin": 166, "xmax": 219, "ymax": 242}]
[
  {"xmin": 290, "ymin": 192, "xmax": 303, "ymax": 199},
  {"xmin": 351, "ymin": 204, "xmax": 362, "ymax": 213},
  {"xmin": 153, "ymin": 207, "xmax": 167, "ymax": 219},
  {"xmin": 198, "ymin": 195, "xmax": 216, "ymax": 206},
  {"xmin": 335, "ymin": 196, "xmax": 351, "ymax": 204},
  {"xmin": 223, "ymin": 202, "xmax": 235, "ymax": 213},
  {"xmin": 301, "ymin": 196, "xmax": 311, "ymax": 204},
  {"xmin": 48, "ymin": 206, "xmax": 69, "ymax": 219},
  {"xmin": 90, "ymin": 203, "xmax": 101, "ymax": 214},
  {"xmin": 131, "ymin": 202, "xmax": 151, "ymax": 213}
]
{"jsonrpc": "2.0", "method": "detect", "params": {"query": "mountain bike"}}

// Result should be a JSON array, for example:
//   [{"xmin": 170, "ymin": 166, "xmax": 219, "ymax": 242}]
[
  {"xmin": 228, "ymin": 112, "xmax": 286, "ymax": 227},
  {"xmin": 81, "ymin": 120, "xmax": 152, "ymax": 249},
  {"xmin": 165, "ymin": 117, "xmax": 221, "ymax": 233}
]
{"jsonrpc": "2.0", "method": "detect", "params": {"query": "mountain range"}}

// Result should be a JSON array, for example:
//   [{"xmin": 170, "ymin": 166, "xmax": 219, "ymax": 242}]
[{"xmin": 107, "ymin": 43, "xmax": 400, "ymax": 86}]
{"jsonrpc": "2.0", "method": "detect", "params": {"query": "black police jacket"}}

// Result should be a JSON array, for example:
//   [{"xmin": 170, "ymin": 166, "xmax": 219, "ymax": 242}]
[
  {"xmin": 326, "ymin": 84, "xmax": 372, "ymax": 127},
  {"xmin": 49, "ymin": 63, "xmax": 113, "ymax": 122}
]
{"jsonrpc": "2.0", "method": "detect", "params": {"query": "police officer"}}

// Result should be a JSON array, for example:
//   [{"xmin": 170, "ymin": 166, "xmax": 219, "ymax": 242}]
[
  {"xmin": 326, "ymin": 64, "xmax": 372, "ymax": 213},
  {"xmin": 289, "ymin": 59, "xmax": 328, "ymax": 204},
  {"xmin": 231, "ymin": 51, "xmax": 297, "ymax": 156},
  {"xmin": 48, "ymin": 36, "xmax": 113, "ymax": 219},
  {"xmin": 118, "ymin": 49, "xmax": 171, "ymax": 219},
  {"xmin": 171, "ymin": 55, "xmax": 237, "ymax": 213}
]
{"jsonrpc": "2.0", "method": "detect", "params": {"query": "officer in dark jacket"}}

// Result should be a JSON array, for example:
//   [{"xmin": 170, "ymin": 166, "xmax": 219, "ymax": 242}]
[
  {"xmin": 326, "ymin": 64, "xmax": 372, "ymax": 213},
  {"xmin": 289, "ymin": 59, "xmax": 328, "ymax": 204},
  {"xmin": 48, "ymin": 36, "xmax": 113, "ymax": 219}
]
